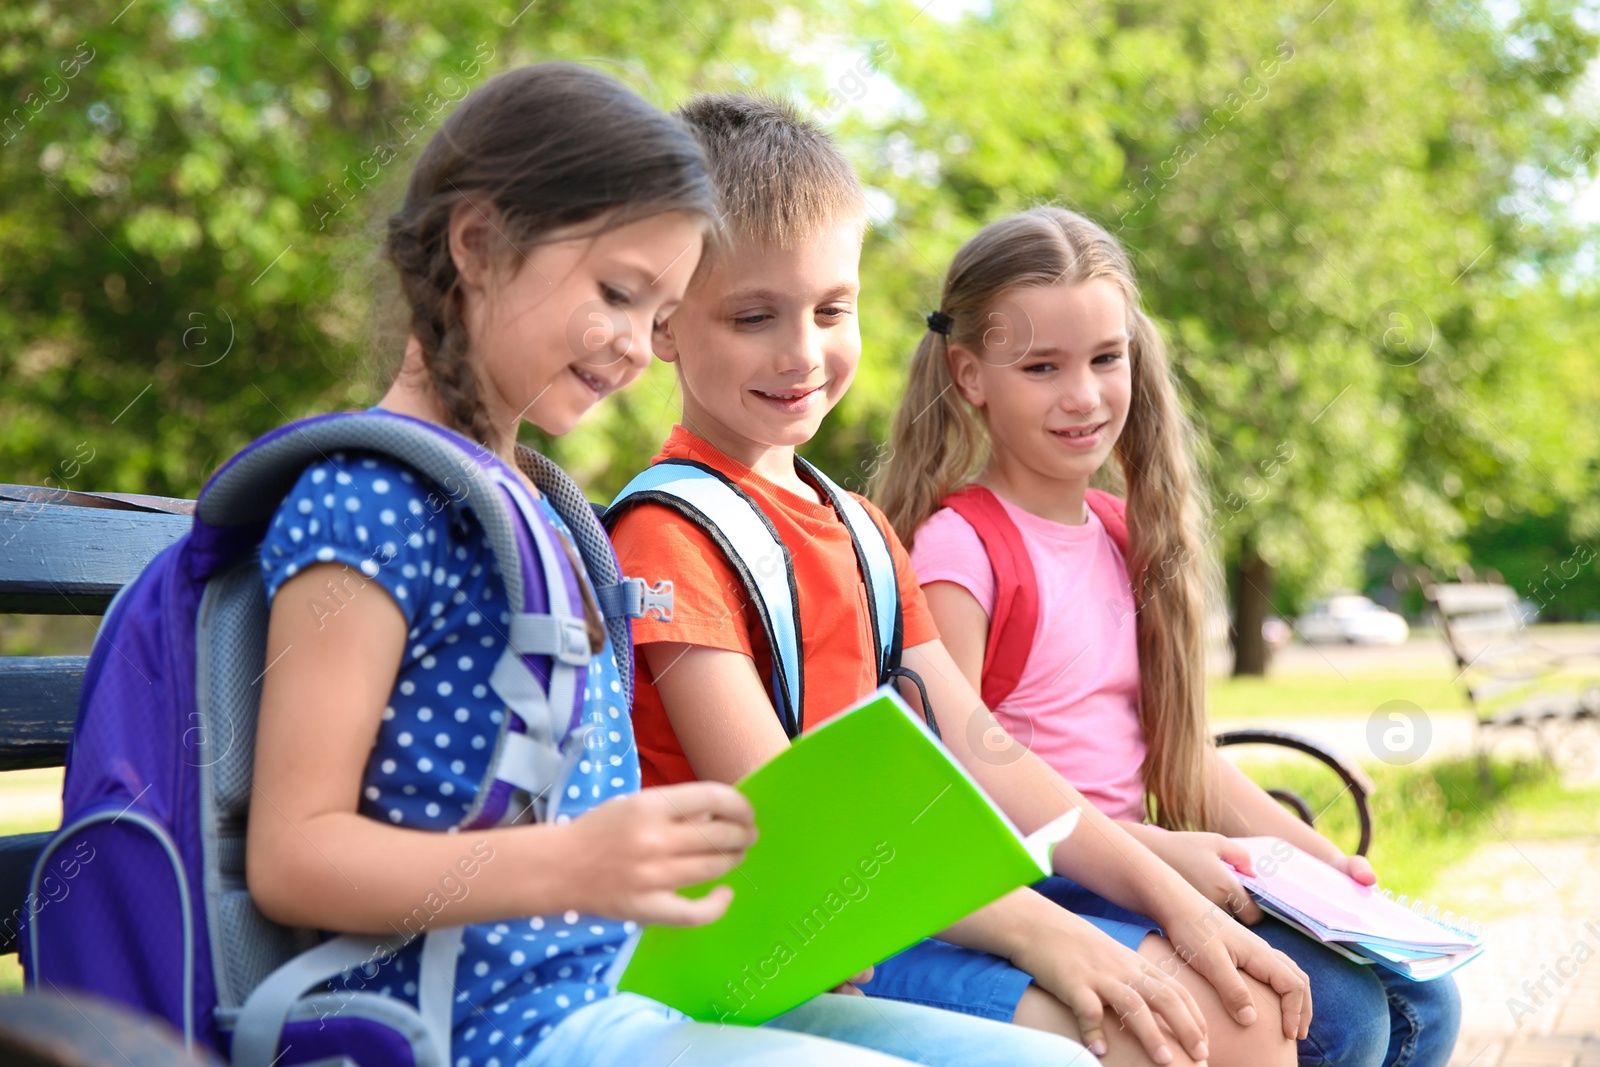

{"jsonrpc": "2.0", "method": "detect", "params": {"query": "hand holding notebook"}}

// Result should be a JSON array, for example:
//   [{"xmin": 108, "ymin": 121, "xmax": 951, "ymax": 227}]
[{"xmin": 1232, "ymin": 837, "xmax": 1484, "ymax": 981}]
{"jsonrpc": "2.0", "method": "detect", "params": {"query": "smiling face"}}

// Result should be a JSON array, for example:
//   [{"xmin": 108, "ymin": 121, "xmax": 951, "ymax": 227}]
[
  {"xmin": 654, "ymin": 217, "xmax": 864, "ymax": 471},
  {"xmin": 948, "ymin": 278, "xmax": 1133, "ymax": 499},
  {"xmin": 457, "ymin": 207, "xmax": 705, "ymax": 439}
]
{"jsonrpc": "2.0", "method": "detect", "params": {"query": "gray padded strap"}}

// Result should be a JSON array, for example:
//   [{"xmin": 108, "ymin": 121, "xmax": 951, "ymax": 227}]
[
  {"xmin": 508, "ymin": 613, "xmax": 591, "ymax": 664},
  {"xmin": 490, "ymin": 716, "xmax": 565, "ymax": 802},
  {"xmin": 233, "ymin": 929, "xmax": 461, "ymax": 1067},
  {"xmin": 493, "ymin": 470, "xmax": 580, "ymax": 747},
  {"xmin": 799, "ymin": 458, "xmax": 900, "ymax": 677},
  {"xmin": 232, "ymin": 933, "xmax": 410, "ymax": 1067},
  {"xmin": 200, "ymin": 413, "xmax": 527, "ymax": 614},
  {"xmin": 417, "ymin": 927, "xmax": 463, "ymax": 1060},
  {"xmin": 608, "ymin": 461, "xmax": 803, "ymax": 735},
  {"xmin": 515, "ymin": 445, "xmax": 636, "ymax": 702}
]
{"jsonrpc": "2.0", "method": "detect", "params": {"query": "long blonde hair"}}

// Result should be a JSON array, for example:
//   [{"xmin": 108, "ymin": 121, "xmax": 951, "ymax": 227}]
[{"xmin": 873, "ymin": 207, "xmax": 1218, "ymax": 831}]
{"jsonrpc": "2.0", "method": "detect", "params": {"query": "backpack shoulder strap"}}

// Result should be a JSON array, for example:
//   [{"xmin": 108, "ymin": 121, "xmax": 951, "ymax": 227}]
[
  {"xmin": 513, "ymin": 444, "xmax": 674, "ymax": 708},
  {"xmin": 605, "ymin": 459, "xmax": 804, "ymax": 739},
  {"xmin": 200, "ymin": 411, "xmax": 590, "ymax": 824},
  {"xmin": 1085, "ymin": 488, "xmax": 1130, "ymax": 556},
  {"xmin": 795, "ymin": 458, "xmax": 901, "ymax": 681},
  {"xmin": 938, "ymin": 485, "xmax": 1039, "ymax": 711}
]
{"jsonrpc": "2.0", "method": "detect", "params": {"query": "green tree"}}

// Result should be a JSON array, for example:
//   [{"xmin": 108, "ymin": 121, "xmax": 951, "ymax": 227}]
[
  {"xmin": 838, "ymin": 0, "xmax": 1600, "ymax": 673},
  {"xmin": 5, "ymin": 0, "xmax": 1598, "ymax": 684},
  {"xmin": 0, "ymin": 0, "xmax": 787, "ymax": 498}
]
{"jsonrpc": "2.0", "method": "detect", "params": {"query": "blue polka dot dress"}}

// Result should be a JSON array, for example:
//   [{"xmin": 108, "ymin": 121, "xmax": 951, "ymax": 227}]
[{"xmin": 260, "ymin": 449, "xmax": 642, "ymax": 1064}]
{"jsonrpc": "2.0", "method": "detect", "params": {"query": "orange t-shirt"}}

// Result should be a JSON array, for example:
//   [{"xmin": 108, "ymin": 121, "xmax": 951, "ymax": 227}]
[{"xmin": 608, "ymin": 426, "xmax": 940, "ymax": 788}]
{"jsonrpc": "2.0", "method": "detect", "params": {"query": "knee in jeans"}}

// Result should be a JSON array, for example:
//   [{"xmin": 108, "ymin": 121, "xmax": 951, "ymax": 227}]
[
  {"xmin": 1302, "ymin": 964, "xmax": 1389, "ymax": 1066},
  {"xmin": 1384, "ymin": 973, "xmax": 1462, "ymax": 1067},
  {"xmin": 1398, "ymin": 974, "xmax": 1461, "ymax": 1035}
]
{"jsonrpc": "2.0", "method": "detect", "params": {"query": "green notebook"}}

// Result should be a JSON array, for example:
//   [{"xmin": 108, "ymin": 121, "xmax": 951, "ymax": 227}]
[{"xmin": 613, "ymin": 684, "xmax": 1080, "ymax": 1024}]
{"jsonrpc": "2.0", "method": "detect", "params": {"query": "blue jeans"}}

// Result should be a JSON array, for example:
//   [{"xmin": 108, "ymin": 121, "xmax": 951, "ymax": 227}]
[
  {"xmin": 527, "ymin": 990, "xmax": 1095, "ymax": 1067},
  {"xmin": 863, "ymin": 877, "xmax": 1162, "ymax": 1020},
  {"xmin": 865, "ymin": 877, "xmax": 1461, "ymax": 1067},
  {"xmin": 1253, "ymin": 917, "xmax": 1461, "ymax": 1067}
]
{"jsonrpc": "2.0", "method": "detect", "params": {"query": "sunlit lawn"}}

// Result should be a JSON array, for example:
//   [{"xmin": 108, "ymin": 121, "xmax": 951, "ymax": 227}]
[
  {"xmin": 1211, "ymin": 670, "xmax": 1469, "ymax": 719},
  {"xmin": 1229, "ymin": 753, "xmax": 1600, "ymax": 903},
  {"xmin": 0, "ymin": 767, "xmax": 62, "ymax": 994}
]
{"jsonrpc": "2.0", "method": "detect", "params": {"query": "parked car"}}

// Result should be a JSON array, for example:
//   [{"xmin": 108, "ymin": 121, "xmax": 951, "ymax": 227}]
[{"xmin": 1296, "ymin": 594, "xmax": 1410, "ymax": 645}]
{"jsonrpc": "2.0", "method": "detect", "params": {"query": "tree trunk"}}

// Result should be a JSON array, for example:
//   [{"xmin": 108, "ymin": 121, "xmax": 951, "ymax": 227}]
[{"xmin": 1231, "ymin": 542, "xmax": 1274, "ymax": 677}]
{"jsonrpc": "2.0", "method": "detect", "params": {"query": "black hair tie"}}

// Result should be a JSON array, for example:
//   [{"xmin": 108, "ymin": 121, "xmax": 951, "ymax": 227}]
[{"xmin": 926, "ymin": 310, "xmax": 953, "ymax": 335}]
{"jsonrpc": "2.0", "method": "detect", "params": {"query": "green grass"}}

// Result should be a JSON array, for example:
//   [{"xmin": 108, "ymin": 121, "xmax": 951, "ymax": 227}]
[
  {"xmin": 0, "ymin": 768, "xmax": 63, "ymax": 837},
  {"xmin": 0, "ymin": 768, "xmax": 61, "ymax": 994},
  {"xmin": 1230, "ymin": 753, "xmax": 1600, "ymax": 900},
  {"xmin": 1210, "ymin": 671, "xmax": 1468, "ymax": 719}
]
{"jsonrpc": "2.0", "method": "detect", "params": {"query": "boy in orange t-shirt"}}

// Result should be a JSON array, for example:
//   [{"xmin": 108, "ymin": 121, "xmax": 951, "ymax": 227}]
[
  {"xmin": 605, "ymin": 93, "xmax": 1309, "ymax": 1067},
  {"xmin": 609, "ymin": 422, "xmax": 938, "ymax": 787}
]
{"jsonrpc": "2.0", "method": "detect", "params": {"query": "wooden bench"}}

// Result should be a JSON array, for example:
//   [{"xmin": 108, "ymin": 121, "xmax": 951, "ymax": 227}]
[
  {"xmin": 0, "ymin": 484, "xmax": 194, "ymax": 959},
  {"xmin": 1424, "ymin": 578, "xmax": 1600, "ymax": 767}
]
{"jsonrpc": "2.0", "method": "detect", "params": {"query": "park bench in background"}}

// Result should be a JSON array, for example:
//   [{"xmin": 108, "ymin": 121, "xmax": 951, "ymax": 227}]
[
  {"xmin": 1424, "ymin": 578, "xmax": 1600, "ymax": 768},
  {"xmin": 0, "ymin": 479, "xmax": 1372, "ymax": 1060},
  {"xmin": 1214, "ymin": 728, "xmax": 1374, "ymax": 856}
]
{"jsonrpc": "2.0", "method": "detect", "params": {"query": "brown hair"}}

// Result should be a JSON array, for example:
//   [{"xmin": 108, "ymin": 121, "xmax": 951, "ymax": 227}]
[
  {"xmin": 873, "ymin": 207, "xmax": 1219, "ymax": 831},
  {"xmin": 383, "ymin": 62, "xmax": 718, "ymax": 449},
  {"xmin": 675, "ymin": 93, "xmax": 866, "ymax": 254}
]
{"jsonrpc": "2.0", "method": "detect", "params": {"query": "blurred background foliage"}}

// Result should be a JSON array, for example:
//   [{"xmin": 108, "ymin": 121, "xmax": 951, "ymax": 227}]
[{"xmin": 4, "ymin": 0, "xmax": 1600, "ymax": 670}]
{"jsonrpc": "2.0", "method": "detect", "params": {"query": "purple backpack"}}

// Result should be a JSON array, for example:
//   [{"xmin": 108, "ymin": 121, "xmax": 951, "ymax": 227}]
[{"xmin": 21, "ymin": 410, "xmax": 671, "ymax": 1066}]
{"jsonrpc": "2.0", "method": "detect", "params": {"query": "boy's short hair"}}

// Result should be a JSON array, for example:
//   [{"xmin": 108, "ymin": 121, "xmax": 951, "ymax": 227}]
[{"xmin": 676, "ymin": 93, "xmax": 867, "ymax": 252}]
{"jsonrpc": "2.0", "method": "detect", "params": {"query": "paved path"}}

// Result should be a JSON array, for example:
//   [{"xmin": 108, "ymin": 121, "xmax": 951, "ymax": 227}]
[{"xmin": 1441, "ymin": 837, "xmax": 1600, "ymax": 1066}]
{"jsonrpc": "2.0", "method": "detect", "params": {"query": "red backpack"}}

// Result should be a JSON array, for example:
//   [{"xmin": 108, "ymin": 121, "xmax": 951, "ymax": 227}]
[{"xmin": 937, "ymin": 485, "xmax": 1130, "ymax": 710}]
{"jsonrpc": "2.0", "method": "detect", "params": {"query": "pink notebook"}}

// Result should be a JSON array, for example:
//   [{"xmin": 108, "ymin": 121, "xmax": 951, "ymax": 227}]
[{"xmin": 1233, "ymin": 838, "xmax": 1479, "ymax": 954}]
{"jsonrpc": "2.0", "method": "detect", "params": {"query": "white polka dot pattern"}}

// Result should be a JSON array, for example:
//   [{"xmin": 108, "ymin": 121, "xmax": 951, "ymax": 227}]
[{"xmin": 260, "ymin": 451, "xmax": 641, "ymax": 1061}]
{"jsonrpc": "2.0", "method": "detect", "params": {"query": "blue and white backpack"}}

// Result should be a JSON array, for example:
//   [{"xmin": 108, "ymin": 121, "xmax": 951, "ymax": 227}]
[
  {"xmin": 22, "ymin": 410, "xmax": 671, "ymax": 1067},
  {"xmin": 604, "ymin": 456, "xmax": 935, "ymax": 737}
]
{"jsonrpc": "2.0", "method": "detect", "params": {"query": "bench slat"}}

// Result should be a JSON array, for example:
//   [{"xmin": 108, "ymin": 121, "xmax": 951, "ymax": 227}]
[
  {"xmin": 0, "ymin": 502, "xmax": 190, "ymax": 613},
  {"xmin": 0, "ymin": 657, "xmax": 84, "ymax": 770},
  {"xmin": 0, "ymin": 484, "xmax": 195, "ymax": 516}
]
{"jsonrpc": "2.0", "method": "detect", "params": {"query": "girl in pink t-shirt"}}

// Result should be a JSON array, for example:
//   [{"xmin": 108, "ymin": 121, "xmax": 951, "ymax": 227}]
[
  {"xmin": 908, "ymin": 494, "xmax": 1147, "ymax": 822},
  {"xmin": 872, "ymin": 207, "xmax": 1460, "ymax": 1067}
]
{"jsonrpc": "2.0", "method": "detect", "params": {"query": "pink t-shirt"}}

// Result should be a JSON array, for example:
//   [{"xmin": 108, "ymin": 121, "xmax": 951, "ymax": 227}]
[{"xmin": 910, "ymin": 494, "xmax": 1148, "ymax": 822}]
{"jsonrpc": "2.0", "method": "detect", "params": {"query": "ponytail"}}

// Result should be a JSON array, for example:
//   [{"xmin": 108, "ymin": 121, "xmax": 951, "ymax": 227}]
[{"xmin": 875, "ymin": 330, "xmax": 986, "ymax": 550}]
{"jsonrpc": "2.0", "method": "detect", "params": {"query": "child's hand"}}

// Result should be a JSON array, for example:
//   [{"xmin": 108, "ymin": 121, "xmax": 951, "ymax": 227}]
[
  {"xmin": 828, "ymin": 967, "xmax": 875, "ymax": 996},
  {"xmin": 1012, "ymin": 912, "xmax": 1209, "ymax": 1063},
  {"xmin": 1162, "ymin": 903, "xmax": 1312, "ymax": 1040},
  {"xmin": 1147, "ymin": 830, "xmax": 1264, "ymax": 925},
  {"xmin": 1331, "ymin": 852, "xmax": 1377, "ymax": 886},
  {"xmin": 568, "ymin": 781, "xmax": 758, "ymax": 927}
]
